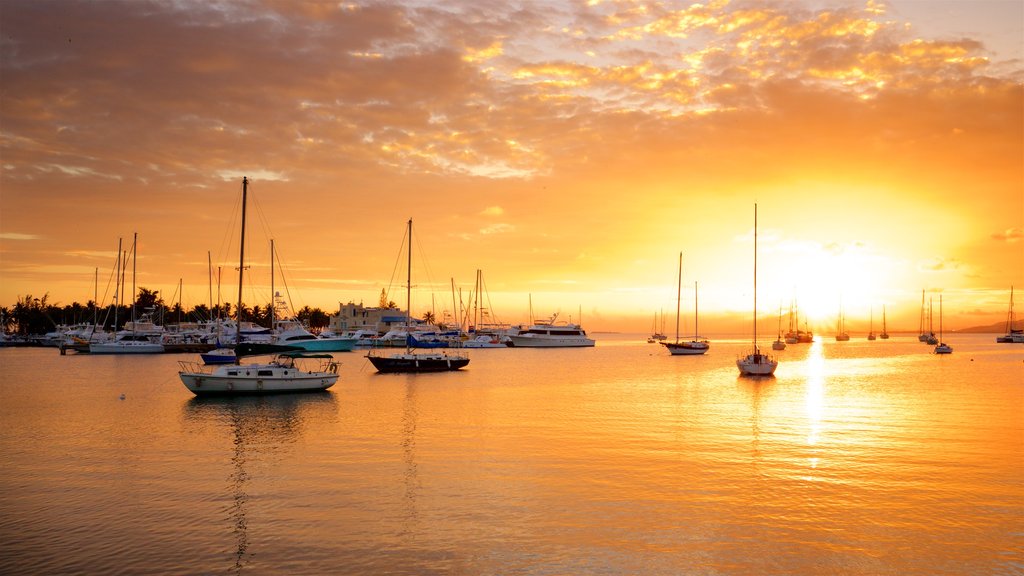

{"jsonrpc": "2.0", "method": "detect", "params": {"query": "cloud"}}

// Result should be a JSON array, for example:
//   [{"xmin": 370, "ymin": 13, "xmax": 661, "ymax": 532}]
[
  {"xmin": 481, "ymin": 206, "xmax": 504, "ymax": 216},
  {"xmin": 480, "ymin": 223, "xmax": 514, "ymax": 235},
  {"xmin": 918, "ymin": 257, "xmax": 962, "ymax": 272},
  {"xmin": 991, "ymin": 227, "xmax": 1023, "ymax": 242},
  {"xmin": 0, "ymin": 233, "xmax": 40, "ymax": 240}
]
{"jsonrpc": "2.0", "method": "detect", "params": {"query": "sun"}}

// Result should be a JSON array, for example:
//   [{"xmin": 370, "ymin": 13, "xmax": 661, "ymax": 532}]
[{"xmin": 763, "ymin": 238, "xmax": 887, "ymax": 330}]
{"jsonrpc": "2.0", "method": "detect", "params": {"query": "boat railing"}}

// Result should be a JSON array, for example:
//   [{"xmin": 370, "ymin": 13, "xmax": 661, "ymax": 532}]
[{"xmin": 177, "ymin": 360, "xmax": 215, "ymax": 374}]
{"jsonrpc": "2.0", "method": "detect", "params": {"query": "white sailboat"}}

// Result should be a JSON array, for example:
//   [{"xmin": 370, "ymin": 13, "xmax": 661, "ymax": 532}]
[
  {"xmin": 178, "ymin": 177, "xmax": 340, "ymax": 395},
  {"xmin": 772, "ymin": 302, "xmax": 786, "ymax": 350},
  {"xmin": 90, "ymin": 233, "xmax": 164, "ymax": 354},
  {"xmin": 834, "ymin": 298, "xmax": 850, "ymax": 341},
  {"xmin": 996, "ymin": 286, "xmax": 1024, "ymax": 343},
  {"xmin": 662, "ymin": 252, "xmax": 709, "ymax": 356},
  {"xmin": 737, "ymin": 204, "xmax": 777, "ymax": 376}
]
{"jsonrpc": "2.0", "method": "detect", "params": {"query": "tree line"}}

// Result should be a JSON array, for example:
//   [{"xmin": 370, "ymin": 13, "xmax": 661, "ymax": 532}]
[{"xmin": 1, "ymin": 289, "xmax": 332, "ymax": 336}]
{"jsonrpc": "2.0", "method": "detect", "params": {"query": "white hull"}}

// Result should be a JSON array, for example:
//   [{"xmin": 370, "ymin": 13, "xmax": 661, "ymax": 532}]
[
  {"xmin": 772, "ymin": 340, "xmax": 786, "ymax": 351},
  {"xmin": 180, "ymin": 372, "xmax": 336, "ymax": 394},
  {"xmin": 179, "ymin": 358, "xmax": 338, "ymax": 395},
  {"xmin": 506, "ymin": 335, "xmax": 595, "ymax": 347},
  {"xmin": 737, "ymin": 353, "xmax": 778, "ymax": 376},
  {"xmin": 662, "ymin": 341, "xmax": 709, "ymax": 355},
  {"xmin": 90, "ymin": 341, "xmax": 165, "ymax": 354},
  {"xmin": 460, "ymin": 336, "xmax": 507, "ymax": 348}
]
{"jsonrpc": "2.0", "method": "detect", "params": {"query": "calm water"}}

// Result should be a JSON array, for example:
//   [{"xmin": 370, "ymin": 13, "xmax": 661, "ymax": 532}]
[{"xmin": 1, "ymin": 335, "xmax": 1021, "ymax": 575}]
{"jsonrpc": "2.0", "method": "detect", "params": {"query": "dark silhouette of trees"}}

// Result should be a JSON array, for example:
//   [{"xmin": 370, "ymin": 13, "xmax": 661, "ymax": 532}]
[{"xmin": 1, "ymin": 292, "xmax": 337, "ymax": 336}]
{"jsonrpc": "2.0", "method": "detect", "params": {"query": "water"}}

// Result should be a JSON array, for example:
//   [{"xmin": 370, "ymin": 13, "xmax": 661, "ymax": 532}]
[{"xmin": 1, "ymin": 335, "xmax": 1021, "ymax": 575}]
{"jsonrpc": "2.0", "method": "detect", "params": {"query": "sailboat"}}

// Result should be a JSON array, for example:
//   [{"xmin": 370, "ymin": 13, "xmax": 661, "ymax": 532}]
[
  {"xmin": 737, "ymin": 204, "xmax": 777, "ymax": 376},
  {"xmin": 648, "ymin": 310, "xmax": 667, "ymax": 343},
  {"xmin": 880, "ymin": 305, "xmax": 889, "ymax": 339},
  {"xmin": 934, "ymin": 294, "xmax": 952, "ymax": 354},
  {"xmin": 867, "ymin": 307, "xmax": 876, "ymax": 340},
  {"xmin": 925, "ymin": 297, "xmax": 939, "ymax": 345},
  {"xmin": 835, "ymin": 299, "xmax": 850, "ymax": 341},
  {"xmin": 662, "ymin": 252, "xmax": 709, "ymax": 356},
  {"xmin": 918, "ymin": 289, "xmax": 933, "ymax": 342},
  {"xmin": 178, "ymin": 177, "xmax": 340, "ymax": 395},
  {"xmin": 90, "ymin": 233, "xmax": 165, "ymax": 354},
  {"xmin": 996, "ymin": 286, "xmax": 1024, "ymax": 343},
  {"xmin": 367, "ymin": 219, "xmax": 470, "ymax": 372},
  {"xmin": 772, "ymin": 302, "xmax": 786, "ymax": 350}
]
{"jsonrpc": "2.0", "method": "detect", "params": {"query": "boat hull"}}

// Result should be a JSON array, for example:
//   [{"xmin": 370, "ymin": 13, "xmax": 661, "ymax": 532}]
[
  {"xmin": 179, "ymin": 372, "xmax": 337, "ymax": 395},
  {"xmin": 506, "ymin": 335, "xmax": 595, "ymax": 347},
  {"xmin": 662, "ymin": 341, "xmax": 709, "ymax": 355},
  {"xmin": 737, "ymin": 353, "xmax": 777, "ymax": 376},
  {"xmin": 90, "ymin": 342, "xmax": 165, "ymax": 354},
  {"xmin": 367, "ymin": 353, "xmax": 470, "ymax": 373},
  {"xmin": 282, "ymin": 338, "xmax": 356, "ymax": 352}
]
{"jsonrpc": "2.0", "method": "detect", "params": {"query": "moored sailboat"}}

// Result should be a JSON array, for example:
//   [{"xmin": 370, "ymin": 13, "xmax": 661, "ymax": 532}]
[
  {"xmin": 835, "ymin": 299, "xmax": 850, "ymax": 341},
  {"xmin": 996, "ymin": 286, "xmax": 1024, "ymax": 343},
  {"xmin": 934, "ymin": 294, "xmax": 952, "ymax": 354},
  {"xmin": 772, "ymin": 302, "xmax": 786, "ymax": 350},
  {"xmin": 178, "ymin": 177, "xmax": 339, "ymax": 395},
  {"xmin": 737, "ymin": 204, "xmax": 777, "ymax": 376},
  {"xmin": 662, "ymin": 252, "xmax": 709, "ymax": 356},
  {"xmin": 367, "ymin": 219, "xmax": 470, "ymax": 372}
]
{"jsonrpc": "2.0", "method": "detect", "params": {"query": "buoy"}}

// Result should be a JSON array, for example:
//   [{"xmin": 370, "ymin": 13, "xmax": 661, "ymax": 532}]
[{"xmin": 119, "ymin": 393, "xmax": 126, "ymax": 400}]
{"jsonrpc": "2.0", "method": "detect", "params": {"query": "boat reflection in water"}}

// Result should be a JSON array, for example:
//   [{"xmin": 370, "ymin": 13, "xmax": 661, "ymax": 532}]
[{"xmin": 181, "ymin": 393, "xmax": 339, "ymax": 573}]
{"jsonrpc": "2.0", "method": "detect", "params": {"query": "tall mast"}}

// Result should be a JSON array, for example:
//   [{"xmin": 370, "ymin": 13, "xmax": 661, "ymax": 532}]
[
  {"xmin": 131, "ymin": 232, "xmax": 137, "ymax": 331},
  {"xmin": 939, "ymin": 294, "xmax": 943, "ymax": 341},
  {"xmin": 237, "ymin": 177, "xmax": 248, "ymax": 331},
  {"xmin": 406, "ymin": 218, "xmax": 412, "ymax": 352},
  {"xmin": 753, "ymin": 203, "xmax": 758, "ymax": 351},
  {"xmin": 675, "ymin": 252, "xmax": 682, "ymax": 342},
  {"xmin": 114, "ymin": 237, "xmax": 122, "ymax": 331},
  {"xmin": 694, "ymin": 281, "xmax": 699, "ymax": 340},
  {"xmin": 270, "ymin": 238, "xmax": 275, "ymax": 330},
  {"xmin": 208, "ymin": 251, "xmax": 213, "ymax": 315}
]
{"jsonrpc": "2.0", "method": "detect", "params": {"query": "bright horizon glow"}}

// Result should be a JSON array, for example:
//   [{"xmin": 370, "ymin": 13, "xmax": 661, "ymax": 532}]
[{"xmin": 1, "ymin": 0, "xmax": 1021, "ymax": 333}]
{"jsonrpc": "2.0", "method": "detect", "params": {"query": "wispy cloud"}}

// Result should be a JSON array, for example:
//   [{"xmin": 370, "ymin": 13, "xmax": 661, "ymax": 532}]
[
  {"xmin": 0, "ymin": 233, "xmax": 40, "ymax": 240},
  {"xmin": 991, "ymin": 227, "xmax": 1023, "ymax": 243}
]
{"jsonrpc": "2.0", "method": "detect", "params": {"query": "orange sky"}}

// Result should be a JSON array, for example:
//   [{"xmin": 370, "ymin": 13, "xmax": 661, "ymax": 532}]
[{"xmin": 1, "ymin": 0, "xmax": 1022, "ymax": 334}]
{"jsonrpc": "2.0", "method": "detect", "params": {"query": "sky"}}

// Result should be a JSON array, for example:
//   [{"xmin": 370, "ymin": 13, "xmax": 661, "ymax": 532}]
[{"xmin": 1, "ymin": 0, "xmax": 1022, "ymax": 334}]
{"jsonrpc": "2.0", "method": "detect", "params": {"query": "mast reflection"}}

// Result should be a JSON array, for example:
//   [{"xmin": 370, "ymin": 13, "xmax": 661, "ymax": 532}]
[{"xmin": 182, "ymin": 393, "xmax": 338, "ymax": 573}]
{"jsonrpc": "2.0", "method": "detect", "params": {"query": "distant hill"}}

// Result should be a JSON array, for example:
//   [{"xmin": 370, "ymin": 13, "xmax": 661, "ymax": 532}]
[{"xmin": 953, "ymin": 321, "xmax": 1015, "ymax": 334}]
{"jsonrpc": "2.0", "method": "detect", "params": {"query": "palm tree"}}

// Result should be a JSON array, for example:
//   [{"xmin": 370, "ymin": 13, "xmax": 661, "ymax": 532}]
[{"xmin": 422, "ymin": 311, "xmax": 436, "ymax": 325}]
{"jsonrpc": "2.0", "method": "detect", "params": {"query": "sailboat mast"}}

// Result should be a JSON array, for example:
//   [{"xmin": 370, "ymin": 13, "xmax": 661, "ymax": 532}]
[
  {"xmin": 237, "ymin": 177, "xmax": 248, "ymax": 329},
  {"xmin": 675, "ymin": 252, "xmax": 682, "ymax": 341},
  {"xmin": 208, "ymin": 251, "xmax": 213, "ymax": 314},
  {"xmin": 114, "ymin": 237, "xmax": 122, "ymax": 331},
  {"xmin": 694, "ymin": 281, "xmax": 699, "ymax": 340},
  {"xmin": 270, "ymin": 238, "xmax": 275, "ymax": 330},
  {"xmin": 753, "ymin": 203, "xmax": 758, "ymax": 350},
  {"xmin": 131, "ymin": 231, "xmax": 137, "ymax": 331},
  {"xmin": 406, "ymin": 218, "xmax": 412, "ymax": 352}
]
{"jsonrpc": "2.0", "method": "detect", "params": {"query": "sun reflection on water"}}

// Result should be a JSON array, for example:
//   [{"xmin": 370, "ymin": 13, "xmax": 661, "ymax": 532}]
[{"xmin": 803, "ymin": 339, "xmax": 826, "ymax": 474}]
